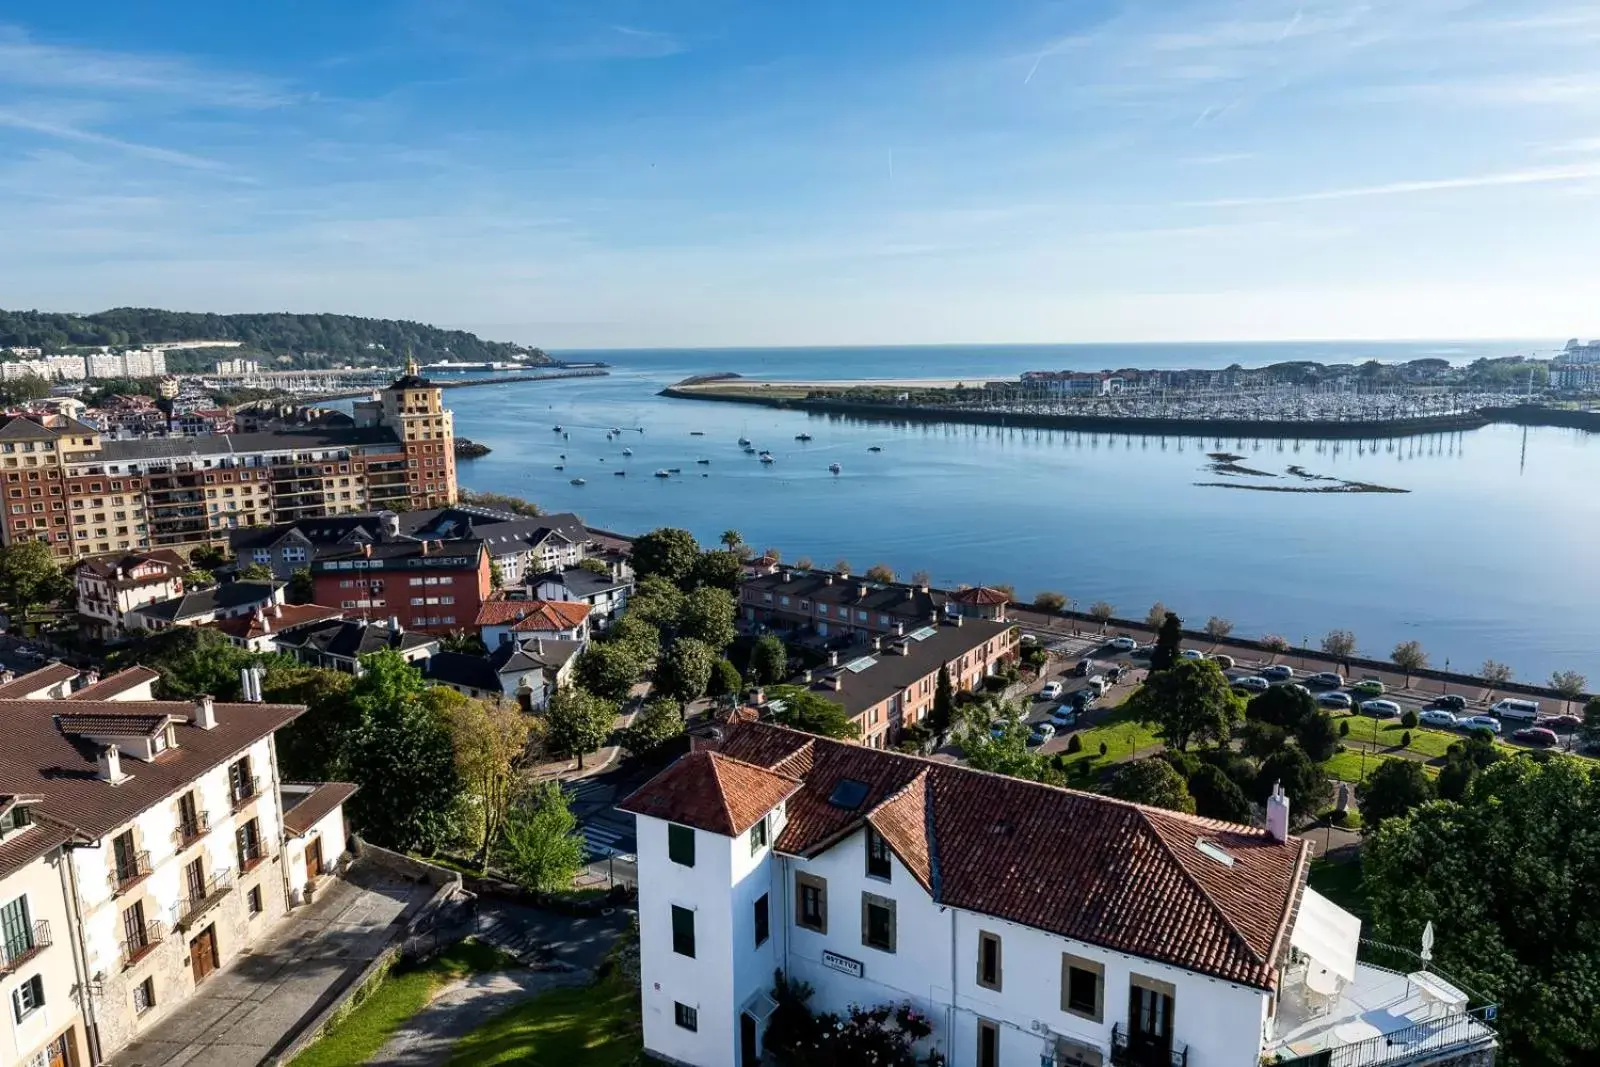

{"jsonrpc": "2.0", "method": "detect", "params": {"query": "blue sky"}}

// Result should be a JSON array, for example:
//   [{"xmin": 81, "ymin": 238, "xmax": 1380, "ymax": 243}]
[{"xmin": 2, "ymin": 0, "xmax": 1598, "ymax": 348}]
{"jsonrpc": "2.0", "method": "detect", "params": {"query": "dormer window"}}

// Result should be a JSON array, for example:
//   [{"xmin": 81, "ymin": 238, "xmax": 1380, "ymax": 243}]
[{"xmin": 0, "ymin": 804, "xmax": 31, "ymax": 840}]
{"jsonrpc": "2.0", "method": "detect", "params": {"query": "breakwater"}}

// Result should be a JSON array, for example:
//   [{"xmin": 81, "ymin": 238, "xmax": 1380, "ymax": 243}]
[
  {"xmin": 305, "ymin": 368, "xmax": 609, "ymax": 402},
  {"xmin": 661, "ymin": 386, "xmax": 1600, "ymax": 440}
]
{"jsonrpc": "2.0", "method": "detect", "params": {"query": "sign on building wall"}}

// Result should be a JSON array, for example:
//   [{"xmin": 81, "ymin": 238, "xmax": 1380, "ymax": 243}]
[{"xmin": 822, "ymin": 950, "xmax": 863, "ymax": 979}]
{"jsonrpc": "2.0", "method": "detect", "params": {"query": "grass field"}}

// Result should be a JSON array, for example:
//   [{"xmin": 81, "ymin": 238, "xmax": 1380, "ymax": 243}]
[
  {"xmin": 292, "ymin": 939, "xmax": 519, "ymax": 1067},
  {"xmin": 446, "ymin": 973, "xmax": 641, "ymax": 1067},
  {"xmin": 1056, "ymin": 703, "xmax": 1164, "ymax": 766}
]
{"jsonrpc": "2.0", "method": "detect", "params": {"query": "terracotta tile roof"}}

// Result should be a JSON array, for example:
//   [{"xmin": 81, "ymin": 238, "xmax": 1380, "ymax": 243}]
[
  {"xmin": 950, "ymin": 585, "xmax": 1010, "ymax": 606},
  {"xmin": 474, "ymin": 599, "xmax": 589, "ymax": 631},
  {"xmin": 704, "ymin": 721, "xmax": 1308, "ymax": 990},
  {"xmin": 206, "ymin": 603, "xmax": 346, "ymax": 642},
  {"xmin": 0, "ymin": 816, "xmax": 76, "ymax": 881},
  {"xmin": 77, "ymin": 550, "xmax": 186, "ymax": 582},
  {"xmin": 56, "ymin": 712, "xmax": 174, "ymax": 736},
  {"xmin": 0, "ymin": 698, "xmax": 305, "ymax": 840},
  {"xmin": 619, "ymin": 751, "xmax": 803, "ymax": 837},
  {"xmin": 281, "ymin": 782, "xmax": 359, "ymax": 836},
  {"xmin": 66, "ymin": 666, "xmax": 160, "ymax": 701},
  {"xmin": 0, "ymin": 663, "xmax": 80, "ymax": 698}
]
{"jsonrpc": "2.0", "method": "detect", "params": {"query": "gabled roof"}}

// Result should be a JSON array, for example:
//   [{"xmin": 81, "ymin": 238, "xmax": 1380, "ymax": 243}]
[
  {"xmin": 273, "ymin": 618, "xmax": 438, "ymax": 661},
  {"xmin": 949, "ymin": 585, "xmax": 1010, "ymax": 606},
  {"xmin": 281, "ymin": 782, "xmax": 360, "ymax": 837},
  {"xmin": 0, "ymin": 663, "xmax": 80, "ymax": 698},
  {"xmin": 474, "ymin": 599, "xmax": 590, "ymax": 631},
  {"xmin": 694, "ymin": 721, "xmax": 1308, "ymax": 991},
  {"xmin": 423, "ymin": 652, "xmax": 502, "ymax": 694},
  {"xmin": 803, "ymin": 619, "xmax": 1013, "ymax": 719},
  {"xmin": 493, "ymin": 637, "xmax": 583, "ymax": 673},
  {"xmin": 206, "ymin": 603, "xmax": 346, "ymax": 643},
  {"xmin": 77, "ymin": 549, "xmax": 187, "ymax": 583},
  {"xmin": 0, "ymin": 417, "xmax": 59, "ymax": 442},
  {"xmin": 129, "ymin": 581, "xmax": 281, "ymax": 623},
  {"xmin": 529, "ymin": 567, "xmax": 630, "ymax": 597},
  {"xmin": 66, "ymin": 666, "xmax": 160, "ymax": 701},
  {"xmin": 743, "ymin": 569, "xmax": 947, "ymax": 619},
  {"xmin": 619, "ymin": 751, "xmax": 803, "ymax": 837},
  {"xmin": 56, "ymin": 712, "xmax": 174, "ymax": 737}
]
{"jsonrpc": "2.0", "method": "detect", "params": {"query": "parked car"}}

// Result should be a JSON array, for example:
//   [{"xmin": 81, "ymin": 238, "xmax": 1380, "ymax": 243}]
[
  {"xmin": 1351, "ymin": 678, "xmax": 1386, "ymax": 696},
  {"xmin": 1360, "ymin": 699, "xmax": 1402, "ymax": 717},
  {"xmin": 1028, "ymin": 722, "xmax": 1056, "ymax": 746},
  {"xmin": 1458, "ymin": 715, "xmax": 1502, "ymax": 734},
  {"xmin": 1317, "ymin": 691, "xmax": 1353, "ymax": 709},
  {"xmin": 1106, "ymin": 666, "xmax": 1127, "ymax": 684},
  {"xmin": 1180, "ymin": 649, "xmax": 1204, "ymax": 660},
  {"xmin": 1428, "ymin": 694, "xmax": 1467, "ymax": 711},
  {"xmin": 1307, "ymin": 671, "xmax": 1345, "ymax": 688},
  {"xmin": 1130, "ymin": 644, "xmax": 1155, "ymax": 659},
  {"xmin": 1208, "ymin": 654, "xmax": 1235, "ymax": 669},
  {"xmin": 990, "ymin": 722, "xmax": 1012, "ymax": 739},
  {"xmin": 1261, "ymin": 664, "xmax": 1295, "ymax": 681},
  {"xmin": 1544, "ymin": 714, "xmax": 1583, "ymax": 731},
  {"xmin": 1040, "ymin": 681, "xmax": 1064, "ymax": 701},
  {"xmin": 1071, "ymin": 660, "xmax": 1094, "ymax": 677},
  {"xmin": 1068, "ymin": 690, "xmax": 1098, "ymax": 712},
  {"xmin": 1050, "ymin": 706, "xmax": 1078, "ymax": 728},
  {"xmin": 1108, "ymin": 636, "xmax": 1137, "ymax": 651},
  {"xmin": 1085, "ymin": 676, "xmax": 1108, "ymax": 697},
  {"xmin": 1233, "ymin": 676, "xmax": 1271, "ymax": 693},
  {"xmin": 1512, "ymin": 726, "xmax": 1559, "ymax": 747},
  {"xmin": 1419, "ymin": 709, "xmax": 1458, "ymax": 727},
  {"xmin": 1490, "ymin": 698, "xmax": 1541, "ymax": 723}
]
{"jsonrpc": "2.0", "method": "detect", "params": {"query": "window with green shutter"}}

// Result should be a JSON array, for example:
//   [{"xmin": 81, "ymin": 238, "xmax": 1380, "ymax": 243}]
[
  {"xmin": 668, "ymin": 824, "xmax": 695, "ymax": 867},
  {"xmin": 671, "ymin": 905, "xmax": 696, "ymax": 958}
]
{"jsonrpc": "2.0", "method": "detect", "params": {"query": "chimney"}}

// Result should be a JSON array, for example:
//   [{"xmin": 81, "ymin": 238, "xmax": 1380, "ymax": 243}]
[
  {"xmin": 802, "ymin": 669, "xmax": 813, "ymax": 684},
  {"xmin": 782, "ymin": 570, "xmax": 792, "ymax": 582},
  {"xmin": 82, "ymin": 669, "xmax": 100, "ymax": 688},
  {"xmin": 824, "ymin": 574, "xmax": 834, "ymax": 585},
  {"xmin": 193, "ymin": 694, "xmax": 217, "ymax": 729},
  {"xmin": 0, "ymin": 670, "xmax": 12, "ymax": 685},
  {"xmin": 389, "ymin": 615, "xmax": 402, "ymax": 634},
  {"xmin": 96, "ymin": 744, "xmax": 125, "ymax": 784},
  {"xmin": 114, "ymin": 565, "xmax": 125, "ymax": 581},
  {"xmin": 954, "ymin": 615, "xmax": 964, "ymax": 627},
  {"xmin": 929, "ymin": 610, "xmax": 939, "ymax": 626},
  {"xmin": 896, "ymin": 622, "xmax": 905, "ymax": 637},
  {"xmin": 361, "ymin": 542, "xmax": 372, "ymax": 559},
  {"xmin": 1267, "ymin": 781, "xmax": 1290, "ymax": 842},
  {"xmin": 829, "ymin": 651, "xmax": 839, "ymax": 667},
  {"xmin": 379, "ymin": 510, "xmax": 400, "ymax": 541},
  {"xmin": 871, "ymin": 636, "xmax": 882, "ymax": 652},
  {"xmin": 272, "ymin": 603, "xmax": 282, "ymax": 618},
  {"xmin": 827, "ymin": 674, "xmax": 843, "ymax": 691},
  {"xmin": 904, "ymin": 587, "xmax": 913, "ymax": 600},
  {"xmin": 858, "ymin": 583, "xmax": 868, "ymax": 599}
]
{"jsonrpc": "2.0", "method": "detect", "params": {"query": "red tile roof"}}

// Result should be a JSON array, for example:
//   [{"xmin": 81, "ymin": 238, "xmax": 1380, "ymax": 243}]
[
  {"xmin": 474, "ymin": 599, "xmax": 590, "ymax": 631},
  {"xmin": 697, "ymin": 721, "xmax": 1307, "ymax": 990},
  {"xmin": 0, "ymin": 663, "xmax": 79, "ymax": 698},
  {"xmin": 66, "ymin": 666, "xmax": 160, "ymax": 701},
  {"xmin": 619, "ymin": 750, "xmax": 804, "ymax": 837},
  {"xmin": 282, "ymin": 782, "xmax": 360, "ymax": 836},
  {"xmin": 950, "ymin": 586, "xmax": 1010, "ymax": 605},
  {"xmin": 206, "ymin": 603, "xmax": 347, "ymax": 642},
  {"xmin": 56, "ymin": 712, "xmax": 174, "ymax": 736}
]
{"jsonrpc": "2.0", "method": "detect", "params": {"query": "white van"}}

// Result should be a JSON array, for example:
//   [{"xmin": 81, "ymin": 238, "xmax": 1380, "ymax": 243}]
[
  {"xmin": 1085, "ymin": 676, "xmax": 1108, "ymax": 697},
  {"xmin": 1490, "ymin": 698, "xmax": 1540, "ymax": 723}
]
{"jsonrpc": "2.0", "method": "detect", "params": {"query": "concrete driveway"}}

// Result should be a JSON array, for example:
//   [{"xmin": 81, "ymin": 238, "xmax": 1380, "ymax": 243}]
[{"xmin": 111, "ymin": 862, "xmax": 434, "ymax": 1067}]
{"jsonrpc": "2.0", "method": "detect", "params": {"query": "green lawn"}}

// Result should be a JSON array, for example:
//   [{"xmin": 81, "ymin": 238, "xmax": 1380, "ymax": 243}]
[
  {"xmin": 1319, "ymin": 747, "xmax": 1439, "ymax": 783},
  {"xmin": 292, "ymin": 939, "xmax": 520, "ymax": 1067},
  {"xmin": 1057, "ymin": 703, "xmax": 1164, "ymax": 766},
  {"xmin": 445, "ymin": 973, "xmax": 641, "ymax": 1067}
]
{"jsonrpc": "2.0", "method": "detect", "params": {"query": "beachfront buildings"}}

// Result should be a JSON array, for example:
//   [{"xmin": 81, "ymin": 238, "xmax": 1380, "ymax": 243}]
[
  {"xmin": 0, "ymin": 363, "xmax": 458, "ymax": 562},
  {"xmin": 75, "ymin": 550, "xmax": 188, "ymax": 639},
  {"xmin": 622, "ymin": 722, "xmax": 1499, "ymax": 1067},
  {"xmin": 741, "ymin": 571, "xmax": 947, "ymax": 640},
  {"xmin": 0, "ymin": 668, "xmax": 355, "ymax": 1066}
]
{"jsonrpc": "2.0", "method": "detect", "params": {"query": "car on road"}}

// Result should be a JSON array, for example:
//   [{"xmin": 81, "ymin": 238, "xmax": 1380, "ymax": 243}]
[
  {"xmin": 1544, "ymin": 714, "xmax": 1583, "ymax": 731},
  {"xmin": 1108, "ymin": 636, "xmax": 1137, "ymax": 651},
  {"xmin": 1028, "ymin": 722, "xmax": 1056, "ymax": 746},
  {"xmin": 1085, "ymin": 676, "xmax": 1108, "ymax": 697},
  {"xmin": 1180, "ymin": 649, "xmax": 1204, "ymax": 660},
  {"xmin": 13, "ymin": 648, "xmax": 43, "ymax": 662},
  {"xmin": 1419, "ymin": 709, "xmax": 1458, "ymax": 727},
  {"xmin": 1233, "ymin": 676, "xmax": 1271, "ymax": 693},
  {"xmin": 1512, "ymin": 726, "xmax": 1559, "ymax": 747},
  {"xmin": 1458, "ymin": 715, "xmax": 1502, "ymax": 734},
  {"xmin": 1428, "ymin": 694, "xmax": 1467, "ymax": 711},
  {"xmin": 1490, "ymin": 698, "xmax": 1541, "ymax": 723},
  {"xmin": 1351, "ymin": 679, "xmax": 1386, "ymax": 696},
  {"xmin": 1260, "ymin": 664, "xmax": 1295, "ymax": 681},
  {"xmin": 1208, "ymin": 653, "xmax": 1235, "ymax": 669},
  {"xmin": 1106, "ymin": 665, "xmax": 1127, "ymax": 684},
  {"xmin": 1360, "ymin": 699, "xmax": 1402, "ymax": 718},
  {"xmin": 1071, "ymin": 659, "xmax": 1094, "ymax": 677},
  {"xmin": 1307, "ymin": 671, "xmax": 1345, "ymax": 688},
  {"xmin": 1040, "ymin": 681, "xmax": 1064, "ymax": 701},
  {"xmin": 1049, "ymin": 706, "xmax": 1078, "ymax": 728},
  {"xmin": 1130, "ymin": 644, "xmax": 1154, "ymax": 659},
  {"xmin": 1068, "ymin": 690, "xmax": 1098, "ymax": 712},
  {"xmin": 1317, "ymin": 691, "xmax": 1353, "ymax": 709}
]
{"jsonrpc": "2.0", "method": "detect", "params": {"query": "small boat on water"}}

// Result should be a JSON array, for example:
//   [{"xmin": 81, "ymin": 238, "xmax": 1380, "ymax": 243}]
[
  {"xmin": 554, "ymin": 465, "xmax": 564, "ymax": 470},
  {"xmin": 796, "ymin": 433, "xmax": 813, "ymax": 442},
  {"xmin": 738, "ymin": 436, "xmax": 751, "ymax": 446},
  {"xmin": 570, "ymin": 477, "xmax": 585, "ymax": 485},
  {"xmin": 696, "ymin": 458, "xmax": 711, "ymax": 465},
  {"xmin": 829, "ymin": 463, "xmax": 842, "ymax": 474},
  {"xmin": 622, "ymin": 448, "xmax": 633, "ymax": 456},
  {"xmin": 654, "ymin": 469, "xmax": 671, "ymax": 478},
  {"xmin": 667, "ymin": 467, "xmax": 682, "ymax": 473},
  {"xmin": 742, "ymin": 445, "xmax": 756, "ymax": 454},
  {"xmin": 552, "ymin": 425, "xmax": 563, "ymax": 432},
  {"xmin": 690, "ymin": 431, "xmax": 706, "ymax": 436},
  {"xmin": 613, "ymin": 470, "xmax": 627, "ymax": 477},
  {"xmin": 760, "ymin": 454, "xmax": 775, "ymax": 465},
  {"xmin": 868, "ymin": 446, "xmax": 882, "ymax": 452},
  {"xmin": 610, "ymin": 427, "xmax": 622, "ymax": 434}
]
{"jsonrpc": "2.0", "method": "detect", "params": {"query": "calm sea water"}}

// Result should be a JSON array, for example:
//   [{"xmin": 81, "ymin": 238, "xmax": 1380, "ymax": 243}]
[{"xmin": 441, "ymin": 342, "xmax": 1599, "ymax": 681}]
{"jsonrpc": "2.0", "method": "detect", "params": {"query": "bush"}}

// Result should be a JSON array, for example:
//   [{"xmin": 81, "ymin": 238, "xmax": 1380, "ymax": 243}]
[
  {"xmin": 1066, "ymin": 733, "xmax": 1082, "ymax": 754},
  {"xmin": 1401, "ymin": 709, "xmax": 1419, "ymax": 729},
  {"xmin": 1098, "ymin": 741, "xmax": 1108, "ymax": 757},
  {"xmin": 1401, "ymin": 730, "xmax": 1412, "ymax": 748},
  {"xmin": 1339, "ymin": 719, "xmax": 1350, "ymax": 737}
]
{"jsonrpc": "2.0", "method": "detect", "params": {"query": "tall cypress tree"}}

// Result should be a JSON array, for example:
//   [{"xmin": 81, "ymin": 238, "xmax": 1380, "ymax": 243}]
[{"xmin": 930, "ymin": 665, "xmax": 956, "ymax": 738}]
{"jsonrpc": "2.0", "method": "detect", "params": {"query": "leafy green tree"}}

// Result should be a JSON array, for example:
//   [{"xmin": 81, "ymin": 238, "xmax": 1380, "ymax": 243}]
[
  {"xmin": 545, "ymin": 685, "xmax": 617, "ymax": 769},
  {"xmin": 1203, "ymin": 616, "xmax": 1234, "ymax": 645},
  {"xmin": 608, "ymin": 614, "xmax": 661, "ymax": 667},
  {"xmin": 439, "ymin": 631, "xmax": 488, "ymax": 656},
  {"xmin": 1187, "ymin": 763, "xmax": 1254, "ymax": 823},
  {"xmin": 1239, "ymin": 720, "xmax": 1287, "ymax": 759},
  {"xmin": 489, "ymin": 560, "xmax": 505, "ymax": 590},
  {"xmin": 1254, "ymin": 746, "xmax": 1328, "ymax": 822},
  {"xmin": 346, "ymin": 651, "xmax": 461, "ymax": 851},
  {"xmin": 1400, "ymin": 708, "xmax": 1419, "ymax": 729},
  {"xmin": 185, "ymin": 567, "xmax": 216, "ymax": 589},
  {"xmin": 1437, "ymin": 731, "xmax": 1503, "ymax": 802},
  {"xmin": 497, "ymin": 782, "xmax": 585, "ymax": 893},
  {"xmin": 1144, "ymin": 601, "xmax": 1170, "ymax": 631},
  {"xmin": 957, "ymin": 716, "xmax": 1052, "ymax": 782},
  {"xmin": 1321, "ymin": 629, "xmax": 1357, "ymax": 660},
  {"xmin": 632, "ymin": 527, "xmax": 700, "ymax": 587},
  {"xmin": 929, "ymin": 665, "xmax": 956, "ymax": 738},
  {"xmin": 0, "ymin": 542, "xmax": 67, "ymax": 615},
  {"xmin": 236, "ymin": 562, "xmax": 274, "ymax": 581},
  {"xmin": 677, "ymin": 586, "xmax": 737, "ymax": 650},
  {"xmin": 1363, "ymin": 758, "xmax": 1600, "ymax": 1066},
  {"xmin": 189, "ymin": 544, "xmax": 228, "ymax": 570},
  {"xmin": 833, "ymin": 558, "xmax": 851, "ymax": 576},
  {"xmin": 1295, "ymin": 710, "xmax": 1340, "ymax": 763},
  {"xmin": 1032, "ymin": 591, "xmax": 1067, "ymax": 613},
  {"xmin": 0, "ymin": 374, "xmax": 50, "ymax": 404},
  {"xmin": 1125, "ymin": 658, "xmax": 1243, "ymax": 751},
  {"xmin": 1581, "ymin": 696, "xmax": 1600, "ymax": 750},
  {"xmin": 1107, "ymin": 758, "xmax": 1196, "ymax": 813},
  {"xmin": 691, "ymin": 549, "xmax": 744, "ymax": 592},
  {"xmin": 265, "ymin": 665, "xmax": 358, "ymax": 780},
  {"xmin": 1550, "ymin": 670, "xmax": 1588, "ymax": 713},
  {"xmin": 707, "ymin": 658, "xmax": 743, "ymax": 700},
  {"xmin": 720, "ymin": 529, "xmax": 742, "ymax": 550},
  {"xmin": 577, "ymin": 557, "xmax": 611, "ymax": 575},
  {"xmin": 1149, "ymin": 611, "xmax": 1184, "ymax": 671},
  {"xmin": 1089, "ymin": 601, "xmax": 1114, "ymax": 631},
  {"xmin": 1390, "ymin": 640, "xmax": 1428, "ymax": 685},
  {"xmin": 1247, "ymin": 685, "xmax": 1317, "ymax": 730},
  {"xmin": 1355, "ymin": 759, "xmax": 1434, "ymax": 833},
  {"xmin": 865, "ymin": 563, "xmax": 895, "ymax": 583},
  {"xmin": 657, "ymin": 637, "xmax": 716, "ymax": 703},
  {"xmin": 766, "ymin": 685, "xmax": 861, "ymax": 740},
  {"xmin": 620, "ymin": 697, "xmax": 686, "ymax": 757},
  {"xmin": 114, "ymin": 626, "xmax": 253, "ymax": 699},
  {"xmin": 628, "ymin": 575, "xmax": 686, "ymax": 630},
  {"xmin": 750, "ymin": 635, "xmax": 788, "ymax": 685},
  {"xmin": 1480, "ymin": 659, "xmax": 1512, "ymax": 700},
  {"xmin": 287, "ymin": 567, "xmax": 315, "ymax": 604},
  {"xmin": 437, "ymin": 690, "xmax": 537, "ymax": 867},
  {"xmin": 575, "ymin": 642, "xmax": 643, "ymax": 704}
]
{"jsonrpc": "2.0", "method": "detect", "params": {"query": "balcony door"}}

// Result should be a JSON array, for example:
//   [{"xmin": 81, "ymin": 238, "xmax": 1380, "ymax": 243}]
[
  {"xmin": 1128, "ymin": 983, "xmax": 1174, "ymax": 1062},
  {"xmin": 185, "ymin": 857, "xmax": 206, "ymax": 903}
]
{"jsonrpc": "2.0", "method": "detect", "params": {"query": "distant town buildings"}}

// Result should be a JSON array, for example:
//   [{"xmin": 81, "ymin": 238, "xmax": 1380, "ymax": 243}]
[
  {"xmin": 214, "ymin": 358, "xmax": 261, "ymax": 377},
  {"xmin": 1562, "ymin": 338, "xmax": 1600, "ymax": 364}
]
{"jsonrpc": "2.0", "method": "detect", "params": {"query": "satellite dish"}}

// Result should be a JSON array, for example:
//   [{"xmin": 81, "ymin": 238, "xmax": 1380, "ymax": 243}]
[{"xmin": 1421, "ymin": 920, "xmax": 1435, "ymax": 964}]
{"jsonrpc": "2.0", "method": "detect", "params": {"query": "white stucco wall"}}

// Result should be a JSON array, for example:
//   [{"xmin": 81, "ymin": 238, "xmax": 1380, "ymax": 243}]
[{"xmin": 0, "ymin": 849, "xmax": 82, "ymax": 1067}]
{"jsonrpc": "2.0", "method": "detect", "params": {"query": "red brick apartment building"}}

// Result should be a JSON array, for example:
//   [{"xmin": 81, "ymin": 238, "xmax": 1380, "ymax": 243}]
[{"xmin": 310, "ymin": 538, "xmax": 490, "ymax": 634}]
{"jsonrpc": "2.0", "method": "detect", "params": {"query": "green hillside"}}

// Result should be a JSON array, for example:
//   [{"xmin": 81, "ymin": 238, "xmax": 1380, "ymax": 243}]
[{"xmin": 0, "ymin": 308, "xmax": 546, "ymax": 370}]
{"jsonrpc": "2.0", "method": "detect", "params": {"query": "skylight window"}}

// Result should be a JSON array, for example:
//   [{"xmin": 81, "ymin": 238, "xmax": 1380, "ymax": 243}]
[
  {"xmin": 827, "ymin": 779, "xmax": 871, "ymax": 810},
  {"xmin": 1195, "ymin": 838, "xmax": 1235, "ymax": 867},
  {"xmin": 908, "ymin": 626, "xmax": 937, "ymax": 642},
  {"xmin": 843, "ymin": 656, "xmax": 877, "ymax": 673}
]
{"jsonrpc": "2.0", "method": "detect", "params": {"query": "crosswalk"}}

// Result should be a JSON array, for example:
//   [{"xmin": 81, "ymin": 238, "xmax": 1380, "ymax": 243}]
[{"xmin": 562, "ymin": 777, "xmax": 637, "ymax": 861}]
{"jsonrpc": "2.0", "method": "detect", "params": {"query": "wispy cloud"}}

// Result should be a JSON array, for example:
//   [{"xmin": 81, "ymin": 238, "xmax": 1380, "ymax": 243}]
[
  {"xmin": 1189, "ymin": 161, "xmax": 1600, "ymax": 207},
  {"xmin": 0, "ymin": 109, "xmax": 229, "ymax": 171}
]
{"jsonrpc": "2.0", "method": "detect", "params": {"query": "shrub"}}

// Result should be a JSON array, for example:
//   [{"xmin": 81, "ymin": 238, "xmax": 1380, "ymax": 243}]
[
  {"xmin": 1339, "ymin": 719, "xmax": 1350, "ymax": 737},
  {"xmin": 1401, "ymin": 731, "xmax": 1412, "ymax": 748},
  {"xmin": 1066, "ymin": 734, "xmax": 1082, "ymax": 754},
  {"xmin": 1098, "ymin": 741, "xmax": 1108, "ymax": 757},
  {"xmin": 1400, "ymin": 709, "xmax": 1419, "ymax": 729}
]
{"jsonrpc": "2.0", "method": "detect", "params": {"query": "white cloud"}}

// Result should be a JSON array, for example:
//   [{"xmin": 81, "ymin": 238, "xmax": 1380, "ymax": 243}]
[
  {"xmin": 0, "ymin": 109, "xmax": 227, "ymax": 170},
  {"xmin": 1188, "ymin": 162, "xmax": 1600, "ymax": 207}
]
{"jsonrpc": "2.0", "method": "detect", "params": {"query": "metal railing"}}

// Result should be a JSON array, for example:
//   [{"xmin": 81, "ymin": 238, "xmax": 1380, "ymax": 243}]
[
  {"xmin": 174, "ymin": 810, "xmax": 211, "ymax": 848},
  {"xmin": 230, "ymin": 775, "xmax": 261, "ymax": 811},
  {"xmin": 0, "ymin": 920, "xmax": 51, "ymax": 972},
  {"xmin": 172, "ymin": 868, "xmax": 233, "ymax": 930},
  {"xmin": 237, "ymin": 840, "xmax": 268, "ymax": 873},
  {"xmin": 1274, "ymin": 1006, "xmax": 1498, "ymax": 1067},
  {"xmin": 109, "ymin": 850, "xmax": 152, "ymax": 894},
  {"xmin": 120, "ymin": 920, "xmax": 163, "ymax": 969},
  {"xmin": 1110, "ymin": 1024, "xmax": 1188, "ymax": 1067}
]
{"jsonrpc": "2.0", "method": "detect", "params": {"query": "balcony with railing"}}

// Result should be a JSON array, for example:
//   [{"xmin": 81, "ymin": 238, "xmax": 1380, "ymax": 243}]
[
  {"xmin": 109, "ymin": 850, "xmax": 152, "ymax": 895},
  {"xmin": 237, "ymin": 839, "xmax": 268, "ymax": 874},
  {"xmin": 172, "ymin": 868, "xmax": 233, "ymax": 930},
  {"xmin": 230, "ymin": 775, "xmax": 261, "ymax": 811},
  {"xmin": 0, "ymin": 920, "xmax": 51, "ymax": 973},
  {"xmin": 120, "ymin": 919, "xmax": 163, "ymax": 969},
  {"xmin": 173, "ymin": 810, "xmax": 211, "ymax": 849},
  {"xmin": 1110, "ymin": 1025, "xmax": 1187, "ymax": 1067}
]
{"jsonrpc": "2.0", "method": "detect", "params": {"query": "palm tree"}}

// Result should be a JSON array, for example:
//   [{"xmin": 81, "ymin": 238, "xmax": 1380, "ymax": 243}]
[{"xmin": 720, "ymin": 529, "xmax": 742, "ymax": 551}]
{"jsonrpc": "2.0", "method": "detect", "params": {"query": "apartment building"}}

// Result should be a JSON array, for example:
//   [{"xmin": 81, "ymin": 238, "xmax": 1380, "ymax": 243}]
[
  {"xmin": 741, "ymin": 570, "xmax": 951, "ymax": 640},
  {"xmin": 777, "ymin": 617, "xmax": 1017, "ymax": 748},
  {"xmin": 0, "ymin": 678, "xmax": 356, "ymax": 1066},
  {"xmin": 622, "ymin": 722, "xmax": 1499, "ymax": 1067},
  {"xmin": 75, "ymin": 550, "xmax": 187, "ymax": 639},
  {"xmin": 311, "ymin": 540, "xmax": 491, "ymax": 635},
  {"xmin": 0, "ymin": 367, "xmax": 459, "ymax": 562}
]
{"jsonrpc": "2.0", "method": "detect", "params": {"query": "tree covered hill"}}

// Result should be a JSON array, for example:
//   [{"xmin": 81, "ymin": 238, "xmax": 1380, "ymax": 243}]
[{"xmin": 0, "ymin": 308, "xmax": 546, "ymax": 369}]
